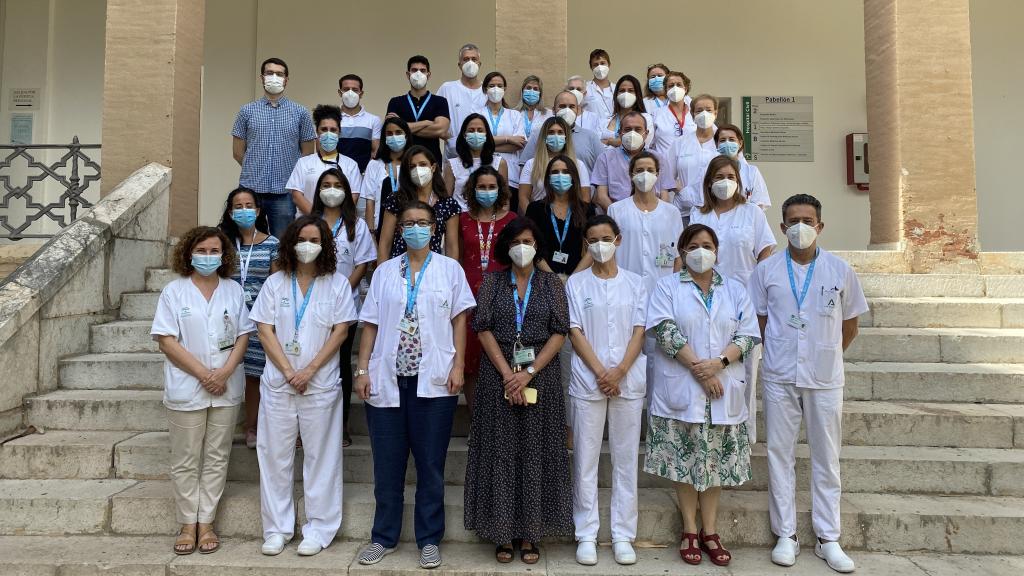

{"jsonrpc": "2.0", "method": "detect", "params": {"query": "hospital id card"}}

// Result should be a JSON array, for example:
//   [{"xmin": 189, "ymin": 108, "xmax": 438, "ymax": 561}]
[
  {"xmin": 217, "ymin": 336, "xmax": 235, "ymax": 352},
  {"xmin": 398, "ymin": 315, "xmax": 418, "ymax": 335},
  {"xmin": 284, "ymin": 340, "xmax": 302, "ymax": 355},
  {"xmin": 552, "ymin": 251, "xmax": 569, "ymax": 264},
  {"xmin": 513, "ymin": 347, "xmax": 536, "ymax": 365},
  {"xmin": 787, "ymin": 314, "xmax": 806, "ymax": 330}
]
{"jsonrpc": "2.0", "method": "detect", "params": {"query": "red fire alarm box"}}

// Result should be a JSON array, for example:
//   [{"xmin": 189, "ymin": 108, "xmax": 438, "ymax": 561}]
[{"xmin": 846, "ymin": 133, "xmax": 868, "ymax": 191}]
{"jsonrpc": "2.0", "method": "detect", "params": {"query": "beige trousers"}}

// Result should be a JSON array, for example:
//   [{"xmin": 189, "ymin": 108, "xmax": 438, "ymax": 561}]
[{"xmin": 167, "ymin": 405, "xmax": 239, "ymax": 524}]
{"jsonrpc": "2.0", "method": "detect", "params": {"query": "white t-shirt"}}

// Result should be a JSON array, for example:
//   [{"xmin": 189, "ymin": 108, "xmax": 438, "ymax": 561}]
[
  {"xmin": 474, "ymin": 105, "xmax": 526, "ymax": 185},
  {"xmin": 447, "ymin": 156, "xmax": 504, "ymax": 211},
  {"xmin": 607, "ymin": 196, "xmax": 684, "ymax": 298},
  {"xmin": 519, "ymin": 157, "xmax": 591, "ymax": 201},
  {"xmin": 577, "ymin": 109, "xmax": 606, "ymax": 135},
  {"xmin": 438, "ymin": 80, "xmax": 487, "ymax": 157},
  {"xmin": 327, "ymin": 217, "xmax": 377, "ymax": 307},
  {"xmin": 360, "ymin": 159, "xmax": 400, "ymax": 226},
  {"xmin": 249, "ymin": 271, "xmax": 358, "ymax": 394},
  {"xmin": 285, "ymin": 152, "xmax": 364, "ymax": 217},
  {"xmin": 689, "ymin": 203, "xmax": 776, "ymax": 285},
  {"xmin": 567, "ymin": 267, "xmax": 648, "ymax": 400},
  {"xmin": 151, "ymin": 277, "xmax": 256, "ymax": 411}
]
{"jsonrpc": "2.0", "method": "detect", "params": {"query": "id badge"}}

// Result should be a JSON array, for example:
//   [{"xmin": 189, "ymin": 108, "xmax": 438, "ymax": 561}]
[
  {"xmin": 398, "ymin": 315, "xmax": 418, "ymax": 335},
  {"xmin": 552, "ymin": 251, "xmax": 569, "ymax": 264},
  {"xmin": 787, "ymin": 314, "xmax": 806, "ymax": 330},
  {"xmin": 217, "ymin": 337, "xmax": 234, "ymax": 352},
  {"xmin": 655, "ymin": 254, "xmax": 671, "ymax": 267},
  {"xmin": 513, "ymin": 346, "xmax": 536, "ymax": 365},
  {"xmin": 284, "ymin": 340, "xmax": 302, "ymax": 355}
]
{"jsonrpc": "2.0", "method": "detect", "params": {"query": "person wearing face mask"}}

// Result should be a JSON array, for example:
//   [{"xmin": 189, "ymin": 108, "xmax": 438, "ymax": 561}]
[
  {"xmin": 355, "ymin": 201, "xmax": 476, "ymax": 570},
  {"xmin": 593, "ymin": 112, "xmax": 677, "ymax": 210},
  {"xmin": 643, "ymin": 63, "xmax": 671, "ymax": 111},
  {"xmin": 515, "ymin": 75, "xmax": 553, "ymax": 143},
  {"xmin": 584, "ymin": 49, "xmax": 614, "ymax": 123},
  {"xmin": 521, "ymin": 91, "xmax": 605, "ymax": 174},
  {"xmin": 465, "ymin": 217, "xmax": 573, "ymax": 565},
  {"xmin": 518, "ymin": 116, "xmax": 592, "ymax": 212},
  {"xmin": 362, "ymin": 117, "xmax": 413, "ymax": 236},
  {"xmin": 645, "ymin": 223, "xmax": 759, "ymax": 568},
  {"xmin": 386, "ymin": 55, "xmax": 451, "ymax": 167},
  {"xmin": 566, "ymin": 75, "xmax": 605, "ymax": 134},
  {"xmin": 217, "ymin": 188, "xmax": 280, "ymax": 450},
  {"xmin": 152, "ymin": 226, "xmax": 254, "ymax": 556},
  {"xmin": 474, "ymin": 71, "xmax": 527, "ymax": 199},
  {"xmin": 525, "ymin": 155, "xmax": 596, "ymax": 277},
  {"xmin": 438, "ymin": 43, "xmax": 487, "ymax": 159},
  {"xmin": 232, "ymin": 58, "xmax": 317, "ymax": 238},
  {"xmin": 667, "ymin": 94, "xmax": 720, "ymax": 218},
  {"xmin": 689, "ymin": 155, "xmax": 776, "ymax": 445},
  {"xmin": 250, "ymin": 216, "xmax": 357, "ymax": 557},
  {"xmin": 651, "ymin": 71, "xmax": 695, "ymax": 154},
  {"xmin": 713, "ymin": 123, "xmax": 771, "ymax": 209},
  {"xmin": 600, "ymin": 75, "xmax": 654, "ymax": 149},
  {"xmin": 458, "ymin": 166, "xmax": 517, "ymax": 411},
  {"xmin": 566, "ymin": 215, "xmax": 648, "ymax": 567},
  {"xmin": 337, "ymin": 74, "xmax": 382, "ymax": 173},
  {"xmin": 286, "ymin": 104, "xmax": 363, "ymax": 218},
  {"xmin": 750, "ymin": 194, "xmax": 867, "ymax": 574},
  {"xmin": 443, "ymin": 114, "xmax": 508, "ymax": 210},
  {"xmin": 311, "ymin": 169, "xmax": 376, "ymax": 447},
  {"xmin": 377, "ymin": 145, "xmax": 462, "ymax": 262}
]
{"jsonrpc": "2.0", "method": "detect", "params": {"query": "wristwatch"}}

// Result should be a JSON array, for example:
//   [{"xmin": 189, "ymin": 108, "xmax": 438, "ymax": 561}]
[
  {"xmin": 718, "ymin": 355, "xmax": 730, "ymax": 368},
  {"xmin": 526, "ymin": 365, "xmax": 536, "ymax": 376},
  {"xmin": 355, "ymin": 369, "xmax": 369, "ymax": 377}
]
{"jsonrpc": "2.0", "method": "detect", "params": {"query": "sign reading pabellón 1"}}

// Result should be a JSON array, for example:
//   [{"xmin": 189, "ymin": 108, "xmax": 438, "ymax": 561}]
[{"xmin": 742, "ymin": 96, "xmax": 814, "ymax": 162}]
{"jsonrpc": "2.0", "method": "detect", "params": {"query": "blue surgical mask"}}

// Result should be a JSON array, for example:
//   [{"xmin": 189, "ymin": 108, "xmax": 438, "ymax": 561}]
[
  {"xmin": 475, "ymin": 188, "xmax": 499, "ymax": 207},
  {"xmin": 319, "ymin": 131, "xmax": 339, "ymax": 152},
  {"xmin": 549, "ymin": 173, "xmax": 573, "ymax": 194},
  {"xmin": 385, "ymin": 134, "xmax": 406, "ymax": 152},
  {"xmin": 191, "ymin": 253, "xmax": 222, "ymax": 276},
  {"xmin": 648, "ymin": 75, "xmax": 665, "ymax": 92},
  {"xmin": 465, "ymin": 131, "xmax": 487, "ymax": 150},
  {"xmin": 402, "ymin": 225, "xmax": 432, "ymax": 250},
  {"xmin": 231, "ymin": 208, "xmax": 257, "ymax": 229},
  {"xmin": 545, "ymin": 134, "xmax": 566, "ymax": 152},
  {"xmin": 522, "ymin": 89, "xmax": 541, "ymax": 106},
  {"xmin": 717, "ymin": 141, "xmax": 741, "ymax": 158}
]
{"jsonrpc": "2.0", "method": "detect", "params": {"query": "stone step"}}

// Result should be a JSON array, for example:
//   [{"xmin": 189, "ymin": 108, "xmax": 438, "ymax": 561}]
[
  {"xmin": 846, "ymin": 362, "xmax": 1024, "ymax": 403},
  {"xmin": 861, "ymin": 297, "xmax": 1024, "ymax": 328},
  {"xmin": 25, "ymin": 390, "xmax": 166, "ymax": 431},
  {"xmin": 1, "ymin": 479, "xmax": 1022, "ymax": 553},
  {"xmin": 91, "ymin": 320, "xmax": 158, "ymax": 353},
  {"xmin": 145, "ymin": 268, "xmax": 177, "ymax": 293},
  {"xmin": 119, "ymin": 291, "xmax": 161, "ymax": 320},
  {"xmin": 846, "ymin": 327, "xmax": 1024, "ymax": 363},
  {"xmin": 0, "ymin": 431, "xmax": 137, "ymax": 479},
  {"xmin": 858, "ymin": 273, "xmax": 1024, "ymax": 298},
  {"xmin": 59, "ymin": 353, "xmax": 164, "ymax": 389}
]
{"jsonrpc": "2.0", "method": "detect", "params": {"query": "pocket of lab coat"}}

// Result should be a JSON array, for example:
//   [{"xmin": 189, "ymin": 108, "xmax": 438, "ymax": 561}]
[
  {"xmin": 724, "ymin": 370, "xmax": 748, "ymax": 420},
  {"xmin": 813, "ymin": 344, "xmax": 841, "ymax": 383},
  {"xmin": 662, "ymin": 366, "xmax": 692, "ymax": 411}
]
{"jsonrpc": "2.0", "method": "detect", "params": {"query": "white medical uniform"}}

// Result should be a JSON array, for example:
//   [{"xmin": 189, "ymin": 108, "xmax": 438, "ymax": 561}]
[
  {"xmin": 447, "ymin": 155, "xmax": 504, "ymax": 211},
  {"xmin": 519, "ymin": 157, "xmax": 591, "ymax": 201},
  {"xmin": 329, "ymin": 218, "xmax": 377, "ymax": 307},
  {"xmin": 577, "ymin": 109, "xmax": 606, "ymax": 135},
  {"xmin": 517, "ymin": 107, "xmax": 553, "ymax": 167},
  {"xmin": 249, "ymin": 271, "xmax": 359, "ymax": 548},
  {"xmin": 750, "ymin": 249, "xmax": 868, "ymax": 542},
  {"xmin": 474, "ymin": 105, "xmax": 526, "ymax": 186},
  {"xmin": 567, "ymin": 267, "xmax": 647, "ymax": 544},
  {"xmin": 584, "ymin": 80, "xmax": 614, "ymax": 121},
  {"xmin": 650, "ymin": 104, "xmax": 697, "ymax": 155},
  {"xmin": 359, "ymin": 253, "xmax": 476, "ymax": 408},
  {"xmin": 360, "ymin": 159, "xmax": 400, "ymax": 227},
  {"xmin": 438, "ymin": 80, "xmax": 487, "ymax": 159},
  {"xmin": 285, "ymin": 152, "xmax": 364, "ymax": 217},
  {"xmin": 690, "ymin": 155, "xmax": 772, "ymax": 210},
  {"xmin": 668, "ymin": 131, "xmax": 719, "ymax": 217}
]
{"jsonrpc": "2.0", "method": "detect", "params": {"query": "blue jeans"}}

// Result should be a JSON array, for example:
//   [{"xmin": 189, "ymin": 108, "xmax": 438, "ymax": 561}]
[
  {"xmin": 258, "ymin": 192, "xmax": 295, "ymax": 239},
  {"xmin": 365, "ymin": 376, "xmax": 458, "ymax": 548}
]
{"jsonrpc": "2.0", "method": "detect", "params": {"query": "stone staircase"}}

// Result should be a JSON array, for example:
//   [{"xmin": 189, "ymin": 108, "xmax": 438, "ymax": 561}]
[{"xmin": 2, "ymin": 268, "xmax": 1024, "ymax": 573}]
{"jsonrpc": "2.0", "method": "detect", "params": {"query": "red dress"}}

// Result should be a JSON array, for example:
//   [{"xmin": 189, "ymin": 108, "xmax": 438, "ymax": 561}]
[{"xmin": 459, "ymin": 211, "xmax": 517, "ymax": 376}]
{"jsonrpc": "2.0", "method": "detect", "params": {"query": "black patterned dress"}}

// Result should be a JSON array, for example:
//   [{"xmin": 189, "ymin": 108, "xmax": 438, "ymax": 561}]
[{"xmin": 463, "ymin": 269, "xmax": 573, "ymax": 544}]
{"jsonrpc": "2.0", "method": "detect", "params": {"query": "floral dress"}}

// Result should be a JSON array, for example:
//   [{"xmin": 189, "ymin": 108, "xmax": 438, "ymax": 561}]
[{"xmin": 231, "ymin": 234, "xmax": 280, "ymax": 377}]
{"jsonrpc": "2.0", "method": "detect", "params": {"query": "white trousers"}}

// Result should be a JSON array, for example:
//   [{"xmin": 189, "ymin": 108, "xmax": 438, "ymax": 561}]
[
  {"xmin": 571, "ymin": 395, "xmax": 644, "ymax": 543},
  {"xmin": 166, "ymin": 405, "xmax": 239, "ymax": 524},
  {"xmin": 744, "ymin": 344, "xmax": 761, "ymax": 444},
  {"xmin": 257, "ymin": 386, "xmax": 343, "ymax": 547},
  {"xmin": 763, "ymin": 380, "xmax": 843, "ymax": 541}
]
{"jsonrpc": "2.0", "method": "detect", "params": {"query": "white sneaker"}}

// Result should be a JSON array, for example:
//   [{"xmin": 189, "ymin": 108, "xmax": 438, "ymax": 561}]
[
  {"xmin": 771, "ymin": 536, "xmax": 800, "ymax": 567},
  {"xmin": 297, "ymin": 539, "xmax": 323, "ymax": 556},
  {"xmin": 575, "ymin": 541, "xmax": 598, "ymax": 565},
  {"xmin": 816, "ymin": 540, "xmax": 856, "ymax": 573},
  {"xmin": 612, "ymin": 541, "xmax": 636, "ymax": 565},
  {"xmin": 261, "ymin": 534, "xmax": 289, "ymax": 556}
]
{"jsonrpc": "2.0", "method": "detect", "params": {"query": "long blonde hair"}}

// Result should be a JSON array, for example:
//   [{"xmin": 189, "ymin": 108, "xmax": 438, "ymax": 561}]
[{"xmin": 530, "ymin": 116, "xmax": 577, "ymax": 190}]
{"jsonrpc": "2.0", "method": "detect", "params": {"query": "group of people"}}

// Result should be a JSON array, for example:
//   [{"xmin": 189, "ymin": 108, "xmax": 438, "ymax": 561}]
[{"xmin": 150, "ymin": 45, "xmax": 867, "ymax": 575}]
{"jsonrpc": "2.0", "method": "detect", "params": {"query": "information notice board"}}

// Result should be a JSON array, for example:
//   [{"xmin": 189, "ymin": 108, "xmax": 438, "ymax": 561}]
[{"xmin": 742, "ymin": 96, "xmax": 814, "ymax": 162}]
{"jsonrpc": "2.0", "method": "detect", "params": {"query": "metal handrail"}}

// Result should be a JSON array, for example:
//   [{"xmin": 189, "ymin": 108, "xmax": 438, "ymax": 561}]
[{"xmin": 0, "ymin": 136, "xmax": 101, "ymax": 240}]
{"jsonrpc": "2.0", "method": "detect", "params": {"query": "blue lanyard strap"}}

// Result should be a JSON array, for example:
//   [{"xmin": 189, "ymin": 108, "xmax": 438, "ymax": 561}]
[
  {"xmin": 487, "ymin": 107, "xmax": 504, "ymax": 134},
  {"xmin": 549, "ymin": 206, "xmax": 571, "ymax": 250},
  {"xmin": 386, "ymin": 162, "xmax": 399, "ymax": 192},
  {"xmin": 291, "ymin": 275, "xmax": 315, "ymax": 335},
  {"xmin": 523, "ymin": 111, "xmax": 533, "ymax": 138},
  {"xmin": 404, "ymin": 251, "xmax": 433, "ymax": 317},
  {"xmin": 329, "ymin": 218, "xmax": 343, "ymax": 238},
  {"xmin": 407, "ymin": 92, "xmax": 432, "ymax": 122},
  {"xmin": 785, "ymin": 248, "xmax": 818, "ymax": 311},
  {"xmin": 511, "ymin": 270, "xmax": 535, "ymax": 335}
]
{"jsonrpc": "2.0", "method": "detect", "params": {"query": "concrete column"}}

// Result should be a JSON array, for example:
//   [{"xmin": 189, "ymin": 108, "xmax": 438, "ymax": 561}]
[
  {"xmin": 863, "ymin": 0, "xmax": 978, "ymax": 272},
  {"xmin": 494, "ymin": 0, "xmax": 567, "ymax": 107},
  {"xmin": 100, "ymin": 0, "xmax": 203, "ymax": 236}
]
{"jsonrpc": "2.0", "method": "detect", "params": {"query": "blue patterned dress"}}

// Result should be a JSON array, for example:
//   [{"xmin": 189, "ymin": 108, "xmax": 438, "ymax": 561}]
[{"xmin": 232, "ymin": 234, "xmax": 280, "ymax": 377}]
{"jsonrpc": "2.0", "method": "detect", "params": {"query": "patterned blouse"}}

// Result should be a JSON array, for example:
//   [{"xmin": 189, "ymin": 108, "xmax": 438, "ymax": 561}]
[
  {"xmin": 654, "ymin": 269, "xmax": 755, "ymax": 358},
  {"xmin": 231, "ymin": 234, "xmax": 280, "ymax": 309},
  {"xmin": 395, "ymin": 256, "xmax": 423, "ymax": 376}
]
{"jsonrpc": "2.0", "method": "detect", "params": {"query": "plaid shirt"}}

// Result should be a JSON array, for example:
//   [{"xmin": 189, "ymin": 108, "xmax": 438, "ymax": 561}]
[{"xmin": 232, "ymin": 96, "xmax": 316, "ymax": 194}]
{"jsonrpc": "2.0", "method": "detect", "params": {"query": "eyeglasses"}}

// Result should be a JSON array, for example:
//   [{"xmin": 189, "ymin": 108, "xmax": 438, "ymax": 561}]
[{"xmin": 399, "ymin": 220, "xmax": 435, "ymax": 230}]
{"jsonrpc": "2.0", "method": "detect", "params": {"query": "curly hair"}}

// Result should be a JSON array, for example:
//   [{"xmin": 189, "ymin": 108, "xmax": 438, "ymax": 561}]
[
  {"xmin": 171, "ymin": 226, "xmax": 237, "ymax": 278},
  {"xmin": 273, "ymin": 215, "xmax": 338, "ymax": 277}
]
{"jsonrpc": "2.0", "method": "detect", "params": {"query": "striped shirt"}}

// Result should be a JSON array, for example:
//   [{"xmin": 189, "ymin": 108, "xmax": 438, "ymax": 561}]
[{"xmin": 232, "ymin": 96, "xmax": 316, "ymax": 194}]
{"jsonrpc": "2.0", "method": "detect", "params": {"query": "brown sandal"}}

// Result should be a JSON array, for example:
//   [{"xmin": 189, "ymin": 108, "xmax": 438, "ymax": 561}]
[
  {"xmin": 197, "ymin": 523, "xmax": 221, "ymax": 554},
  {"xmin": 520, "ymin": 541, "xmax": 540, "ymax": 565},
  {"xmin": 174, "ymin": 524, "xmax": 197, "ymax": 555}
]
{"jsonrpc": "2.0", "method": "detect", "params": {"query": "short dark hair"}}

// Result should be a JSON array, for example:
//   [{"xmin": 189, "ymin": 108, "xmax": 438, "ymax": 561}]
[
  {"xmin": 679, "ymin": 223, "xmax": 720, "ymax": 251},
  {"xmin": 589, "ymin": 49, "xmax": 610, "ymax": 65},
  {"xmin": 493, "ymin": 217, "xmax": 545, "ymax": 267},
  {"xmin": 218, "ymin": 186, "xmax": 269, "ymax": 243},
  {"xmin": 584, "ymin": 214, "xmax": 620, "ymax": 238},
  {"xmin": 715, "ymin": 123, "xmax": 744, "ymax": 148},
  {"xmin": 407, "ymin": 55, "xmax": 430, "ymax": 72},
  {"xmin": 338, "ymin": 74, "xmax": 363, "ymax": 90},
  {"xmin": 455, "ymin": 113, "xmax": 496, "ymax": 169},
  {"xmin": 464, "ymin": 165, "xmax": 510, "ymax": 214},
  {"xmin": 620, "ymin": 110, "xmax": 648, "ymax": 132},
  {"xmin": 629, "ymin": 150, "xmax": 659, "ymax": 175},
  {"xmin": 782, "ymin": 194, "xmax": 822, "ymax": 221},
  {"xmin": 313, "ymin": 104, "xmax": 341, "ymax": 129},
  {"xmin": 260, "ymin": 57, "xmax": 288, "ymax": 76},
  {"xmin": 172, "ymin": 226, "xmax": 237, "ymax": 278},
  {"xmin": 398, "ymin": 199, "xmax": 437, "ymax": 223},
  {"xmin": 274, "ymin": 216, "xmax": 337, "ymax": 277}
]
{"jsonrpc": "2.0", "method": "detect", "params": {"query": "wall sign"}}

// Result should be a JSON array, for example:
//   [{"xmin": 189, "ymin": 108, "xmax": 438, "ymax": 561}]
[
  {"xmin": 742, "ymin": 96, "xmax": 814, "ymax": 162},
  {"xmin": 10, "ymin": 114, "xmax": 33, "ymax": 145},
  {"xmin": 9, "ymin": 88, "xmax": 41, "ymax": 111}
]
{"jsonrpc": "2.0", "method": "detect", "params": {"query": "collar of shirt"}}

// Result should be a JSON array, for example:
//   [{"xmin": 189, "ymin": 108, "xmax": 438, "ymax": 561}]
[
  {"xmin": 679, "ymin": 268, "xmax": 724, "ymax": 286},
  {"xmin": 342, "ymin": 107, "xmax": 366, "ymax": 118},
  {"xmin": 407, "ymin": 91, "xmax": 432, "ymax": 103},
  {"xmin": 260, "ymin": 95, "xmax": 289, "ymax": 108}
]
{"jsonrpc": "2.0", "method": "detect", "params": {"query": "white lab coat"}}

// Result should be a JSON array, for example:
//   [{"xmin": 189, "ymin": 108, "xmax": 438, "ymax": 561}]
[
  {"xmin": 329, "ymin": 218, "xmax": 377, "ymax": 309},
  {"xmin": 668, "ymin": 131, "xmax": 719, "ymax": 216},
  {"xmin": 650, "ymin": 102, "xmax": 697, "ymax": 155},
  {"xmin": 285, "ymin": 152, "xmax": 363, "ymax": 217},
  {"xmin": 607, "ymin": 197, "xmax": 683, "ymax": 299},
  {"xmin": 690, "ymin": 155, "xmax": 772, "ymax": 209},
  {"xmin": 689, "ymin": 203, "xmax": 776, "ymax": 287}
]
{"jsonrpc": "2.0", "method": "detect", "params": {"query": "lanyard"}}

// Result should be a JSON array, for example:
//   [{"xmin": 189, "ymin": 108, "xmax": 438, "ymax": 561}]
[
  {"xmin": 329, "ymin": 218, "xmax": 343, "ymax": 239},
  {"xmin": 786, "ymin": 248, "xmax": 818, "ymax": 311},
  {"xmin": 486, "ymin": 106, "xmax": 504, "ymax": 134},
  {"xmin": 317, "ymin": 151, "xmax": 339, "ymax": 166},
  {"xmin": 511, "ymin": 269, "xmax": 535, "ymax": 335},
  {"xmin": 523, "ymin": 109, "xmax": 535, "ymax": 139},
  {"xmin": 653, "ymin": 97, "xmax": 666, "ymax": 108},
  {"xmin": 235, "ymin": 236, "xmax": 256, "ymax": 286},
  {"xmin": 475, "ymin": 211, "xmax": 497, "ymax": 272},
  {"xmin": 386, "ymin": 162, "xmax": 400, "ymax": 192},
  {"xmin": 549, "ymin": 206, "xmax": 571, "ymax": 250},
  {"xmin": 407, "ymin": 92, "xmax": 432, "ymax": 122},
  {"xmin": 291, "ymin": 275, "xmax": 315, "ymax": 337},
  {"xmin": 404, "ymin": 251, "xmax": 433, "ymax": 317},
  {"xmin": 675, "ymin": 108, "xmax": 687, "ymax": 135},
  {"xmin": 692, "ymin": 282, "xmax": 714, "ymax": 311}
]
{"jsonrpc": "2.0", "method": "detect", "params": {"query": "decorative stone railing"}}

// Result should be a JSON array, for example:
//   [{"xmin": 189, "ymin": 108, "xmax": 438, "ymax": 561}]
[{"xmin": 0, "ymin": 163, "xmax": 170, "ymax": 437}]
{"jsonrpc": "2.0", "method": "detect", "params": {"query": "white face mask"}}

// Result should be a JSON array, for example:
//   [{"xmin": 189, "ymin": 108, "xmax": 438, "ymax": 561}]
[
  {"xmin": 411, "ymin": 165, "xmax": 433, "ymax": 187},
  {"xmin": 263, "ymin": 75, "xmax": 285, "ymax": 95},
  {"xmin": 588, "ymin": 240, "xmax": 617, "ymax": 263},
  {"xmin": 569, "ymin": 89, "xmax": 584, "ymax": 105},
  {"xmin": 486, "ymin": 86, "xmax": 505, "ymax": 104},
  {"xmin": 685, "ymin": 247, "xmax": 716, "ymax": 273},
  {"xmin": 341, "ymin": 90, "xmax": 360, "ymax": 108},
  {"xmin": 667, "ymin": 85, "xmax": 687, "ymax": 103},
  {"xmin": 461, "ymin": 60, "xmax": 480, "ymax": 79},
  {"xmin": 409, "ymin": 71, "xmax": 428, "ymax": 90},
  {"xmin": 295, "ymin": 241, "xmax": 322, "ymax": 264},
  {"xmin": 621, "ymin": 130, "xmax": 644, "ymax": 152},
  {"xmin": 786, "ymin": 222, "xmax": 819, "ymax": 250},
  {"xmin": 555, "ymin": 107, "xmax": 577, "ymax": 127},
  {"xmin": 592, "ymin": 64, "xmax": 610, "ymax": 80},
  {"xmin": 509, "ymin": 244, "xmax": 537, "ymax": 267},
  {"xmin": 319, "ymin": 187, "xmax": 346, "ymax": 207},
  {"xmin": 616, "ymin": 91, "xmax": 636, "ymax": 109},
  {"xmin": 632, "ymin": 171, "xmax": 657, "ymax": 193},
  {"xmin": 711, "ymin": 179, "xmax": 737, "ymax": 200},
  {"xmin": 694, "ymin": 110, "xmax": 717, "ymax": 129}
]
